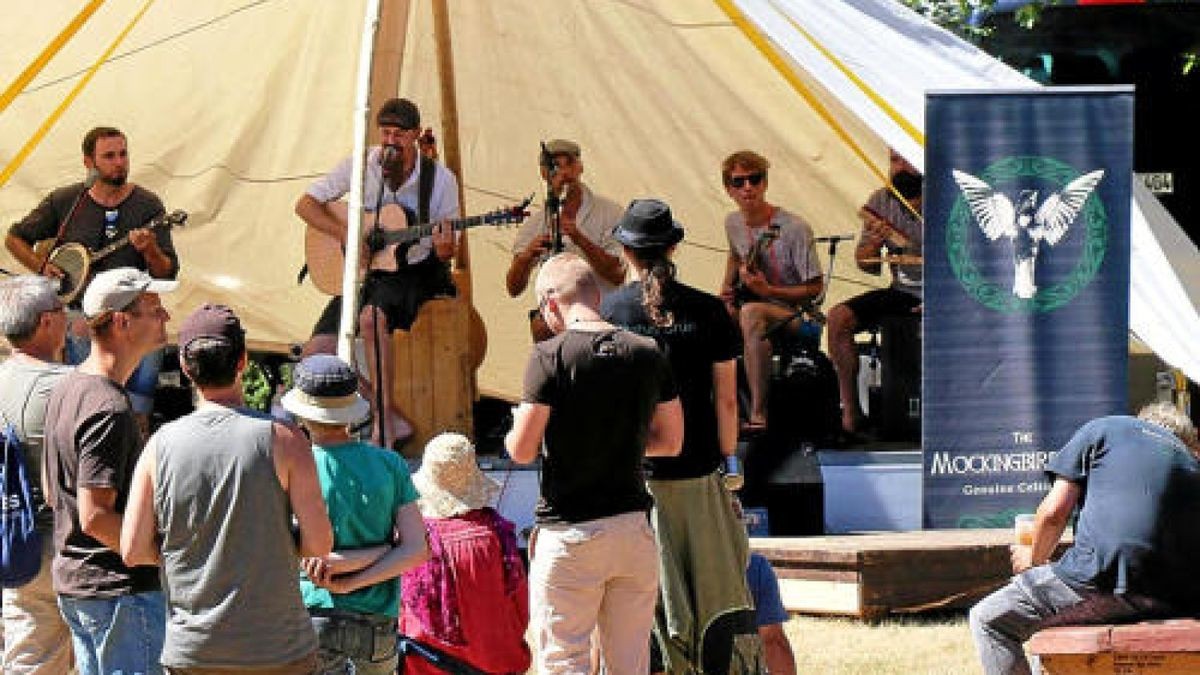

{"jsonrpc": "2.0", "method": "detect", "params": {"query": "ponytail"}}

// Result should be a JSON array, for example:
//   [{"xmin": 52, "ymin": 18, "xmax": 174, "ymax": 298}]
[{"xmin": 631, "ymin": 246, "xmax": 676, "ymax": 328}]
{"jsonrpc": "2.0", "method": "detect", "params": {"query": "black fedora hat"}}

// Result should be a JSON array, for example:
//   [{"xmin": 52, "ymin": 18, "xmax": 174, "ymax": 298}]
[{"xmin": 613, "ymin": 198, "xmax": 684, "ymax": 249}]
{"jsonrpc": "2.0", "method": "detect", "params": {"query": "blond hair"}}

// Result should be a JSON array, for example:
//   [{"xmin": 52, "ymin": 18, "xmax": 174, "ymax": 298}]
[
  {"xmin": 534, "ymin": 253, "xmax": 600, "ymax": 309},
  {"xmin": 1138, "ymin": 402, "xmax": 1198, "ymax": 451}
]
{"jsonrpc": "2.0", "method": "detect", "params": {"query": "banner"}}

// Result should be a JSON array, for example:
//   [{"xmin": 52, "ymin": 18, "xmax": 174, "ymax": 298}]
[{"xmin": 923, "ymin": 87, "xmax": 1133, "ymax": 529}]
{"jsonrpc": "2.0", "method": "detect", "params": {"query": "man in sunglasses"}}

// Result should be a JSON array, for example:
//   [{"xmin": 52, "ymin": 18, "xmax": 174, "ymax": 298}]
[
  {"xmin": 826, "ymin": 149, "xmax": 924, "ymax": 438},
  {"xmin": 297, "ymin": 97, "xmax": 461, "ymax": 449},
  {"xmin": 6, "ymin": 127, "xmax": 180, "ymax": 435},
  {"xmin": 719, "ymin": 150, "xmax": 824, "ymax": 433},
  {"xmin": 506, "ymin": 138, "xmax": 626, "ymax": 341}
]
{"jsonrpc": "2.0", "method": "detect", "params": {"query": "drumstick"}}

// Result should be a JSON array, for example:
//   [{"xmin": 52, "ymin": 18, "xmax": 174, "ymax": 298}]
[{"xmin": 858, "ymin": 254, "xmax": 923, "ymax": 266}]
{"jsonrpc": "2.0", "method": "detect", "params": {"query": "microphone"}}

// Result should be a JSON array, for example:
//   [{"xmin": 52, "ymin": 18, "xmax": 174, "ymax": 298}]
[
  {"xmin": 815, "ymin": 234, "xmax": 855, "ymax": 243},
  {"xmin": 539, "ymin": 141, "xmax": 557, "ymax": 178}
]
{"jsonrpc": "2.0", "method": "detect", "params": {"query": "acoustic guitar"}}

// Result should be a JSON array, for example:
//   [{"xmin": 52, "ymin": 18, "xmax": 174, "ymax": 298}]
[
  {"xmin": 305, "ymin": 199, "xmax": 530, "ymax": 296},
  {"xmin": 34, "ymin": 210, "xmax": 188, "ymax": 303}
]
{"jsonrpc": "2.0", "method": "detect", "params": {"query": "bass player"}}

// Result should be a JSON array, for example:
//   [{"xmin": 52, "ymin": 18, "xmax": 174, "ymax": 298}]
[
  {"xmin": 718, "ymin": 150, "xmax": 823, "ymax": 434},
  {"xmin": 5, "ymin": 126, "xmax": 179, "ymax": 436},
  {"xmin": 296, "ymin": 97, "xmax": 459, "ymax": 449}
]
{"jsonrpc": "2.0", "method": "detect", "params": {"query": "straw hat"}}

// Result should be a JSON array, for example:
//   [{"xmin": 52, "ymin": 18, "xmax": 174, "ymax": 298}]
[
  {"xmin": 413, "ymin": 433, "xmax": 501, "ymax": 519},
  {"xmin": 281, "ymin": 354, "xmax": 371, "ymax": 426}
]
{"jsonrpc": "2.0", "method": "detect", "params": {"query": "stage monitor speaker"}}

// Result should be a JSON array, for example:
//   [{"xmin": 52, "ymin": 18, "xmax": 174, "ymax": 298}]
[{"xmin": 876, "ymin": 315, "xmax": 921, "ymax": 442}]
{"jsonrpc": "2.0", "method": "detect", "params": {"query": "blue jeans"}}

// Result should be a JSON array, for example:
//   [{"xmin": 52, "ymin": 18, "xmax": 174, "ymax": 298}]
[
  {"xmin": 65, "ymin": 334, "xmax": 162, "ymax": 415},
  {"xmin": 58, "ymin": 591, "xmax": 166, "ymax": 675},
  {"xmin": 969, "ymin": 565, "xmax": 1175, "ymax": 675}
]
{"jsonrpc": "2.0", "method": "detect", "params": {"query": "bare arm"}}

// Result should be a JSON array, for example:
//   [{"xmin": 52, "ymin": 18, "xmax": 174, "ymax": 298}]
[
  {"xmin": 274, "ymin": 421, "xmax": 333, "ymax": 558},
  {"xmin": 295, "ymin": 194, "xmax": 346, "ymax": 244},
  {"xmin": 1012, "ymin": 477, "xmax": 1081, "ymax": 573},
  {"xmin": 506, "ymin": 235, "xmax": 550, "ymax": 297},
  {"xmin": 505, "ymin": 402, "xmax": 550, "ymax": 464},
  {"xmin": 326, "ymin": 502, "xmax": 429, "ymax": 593},
  {"xmin": 713, "ymin": 360, "xmax": 738, "ymax": 458},
  {"xmin": 719, "ymin": 250, "xmax": 740, "ymax": 304},
  {"xmin": 565, "ymin": 224, "xmax": 624, "ymax": 287},
  {"xmin": 120, "ymin": 437, "xmax": 160, "ymax": 566},
  {"xmin": 644, "ymin": 397, "xmax": 684, "ymax": 457},
  {"xmin": 319, "ymin": 545, "xmax": 391, "ymax": 574},
  {"xmin": 760, "ymin": 623, "xmax": 797, "ymax": 675},
  {"xmin": 79, "ymin": 486, "xmax": 123, "ymax": 553},
  {"xmin": 4, "ymin": 233, "xmax": 45, "ymax": 273}
]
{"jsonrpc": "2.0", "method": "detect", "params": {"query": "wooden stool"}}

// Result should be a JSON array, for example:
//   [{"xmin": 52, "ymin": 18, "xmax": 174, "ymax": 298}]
[
  {"xmin": 1030, "ymin": 619, "xmax": 1200, "ymax": 674},
  {"xmin": 390, "ymin": 297, "xmax": 475, "ymax": 457}
]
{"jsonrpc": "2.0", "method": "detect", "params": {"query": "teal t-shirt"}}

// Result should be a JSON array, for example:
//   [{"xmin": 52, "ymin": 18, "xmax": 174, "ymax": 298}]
[{"xmin": 299, "ymin": 440, "xmax": 419, "ymax": 617}]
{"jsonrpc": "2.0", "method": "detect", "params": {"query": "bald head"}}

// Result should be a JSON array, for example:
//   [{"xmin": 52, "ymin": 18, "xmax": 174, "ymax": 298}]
[{"xmin": 535, "ymin": 253, "xmax": 601, "ymax": 314}]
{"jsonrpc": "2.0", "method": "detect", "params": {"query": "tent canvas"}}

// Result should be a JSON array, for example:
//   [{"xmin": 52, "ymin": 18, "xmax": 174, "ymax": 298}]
[{"xmin": 2, "ymin": 0, "xmax": 1195, "ymax": 401}]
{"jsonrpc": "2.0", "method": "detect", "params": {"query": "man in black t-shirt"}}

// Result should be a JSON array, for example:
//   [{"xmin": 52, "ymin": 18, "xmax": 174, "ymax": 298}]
[
  {"xmin": 506, "ymin": 253, "xmax": 683, "ymax": 675},
  {"xmin": 6, "ymin": 126, "xmax": 179, "ymax": 429},
  {"xmin": 43, "ymin": 267, "xmax": 176, "ymax": 675},
  {"xmin": 969, "ymin": 403, "xmax": 1200, "ymax": 675}
]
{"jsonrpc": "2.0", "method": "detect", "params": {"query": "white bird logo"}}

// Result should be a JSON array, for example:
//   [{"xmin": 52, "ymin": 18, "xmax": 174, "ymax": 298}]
[{"xmin": 951, "ymin": 169, "xmax": 1104, "ymax": 299}]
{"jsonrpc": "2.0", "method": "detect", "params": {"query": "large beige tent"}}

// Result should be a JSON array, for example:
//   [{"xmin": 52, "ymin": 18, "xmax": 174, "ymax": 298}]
[{"xmin": 3, "ymin": 0, "xmax": 1194, "ymax": 400}]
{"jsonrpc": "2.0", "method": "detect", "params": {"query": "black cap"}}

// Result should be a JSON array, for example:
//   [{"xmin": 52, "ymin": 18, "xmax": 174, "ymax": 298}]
[{"xmin": 377, "ymin": 98, "xmax": 420, "ymax": 129}]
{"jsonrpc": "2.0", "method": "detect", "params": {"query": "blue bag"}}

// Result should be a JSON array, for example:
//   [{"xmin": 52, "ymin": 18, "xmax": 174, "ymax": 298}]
[{"xmin": 2, "ymin": 423, "xmax": 42, "ymax": 588}]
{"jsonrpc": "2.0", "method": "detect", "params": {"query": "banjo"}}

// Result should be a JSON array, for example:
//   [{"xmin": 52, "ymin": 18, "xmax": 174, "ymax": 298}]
[{"xmin": 36, "ymin": 210, "xmax": 188, "ymax": 303}]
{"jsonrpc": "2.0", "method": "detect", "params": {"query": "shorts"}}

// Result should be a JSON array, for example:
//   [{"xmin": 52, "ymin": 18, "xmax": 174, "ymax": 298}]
[{"xmin": 840, "ymin": 288, "xmax": 920, "ymax": 330}]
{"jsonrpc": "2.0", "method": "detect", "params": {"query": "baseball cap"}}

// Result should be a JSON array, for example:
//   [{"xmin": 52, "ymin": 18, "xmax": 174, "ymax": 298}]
[
  {"xmin": 82, "ymin": 267, "xmax": 177, "ymax": 318},
  {"xmin": 178, "ymin": 303, "xmax": 245, "ymax": 354}
]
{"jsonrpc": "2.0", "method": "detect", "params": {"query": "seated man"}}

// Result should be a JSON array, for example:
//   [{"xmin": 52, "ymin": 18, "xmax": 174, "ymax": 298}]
[
  {"xmin": 969, "ymin": 403, "xmax": 1200, "ymax": 675},
  {"xmin": 826, "ymin": 150, "xmax": 923, "ymax": 437},
  {"xmin": 718, "ymin": 151, "xmax": 823, "ymax": 433},
  {"xmin": 296, "ymin": 98, "xmax": 460, "ymax": 448}
]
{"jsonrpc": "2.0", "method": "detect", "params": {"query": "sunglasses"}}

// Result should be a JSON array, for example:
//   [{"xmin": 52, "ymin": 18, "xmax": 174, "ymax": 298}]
[{"xmin": 726, "ymin": 172, "xmax": 765, "ymax": 189}]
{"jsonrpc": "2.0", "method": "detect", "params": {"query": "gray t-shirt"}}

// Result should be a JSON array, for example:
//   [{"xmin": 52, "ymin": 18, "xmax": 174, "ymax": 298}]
[
  {"xmin": 43, "ymin": 371, "xmax": 160, "ymax": 597},
  {"xmin": 0, "ymin": 358, "xmax": 71, "ymax": 528},
  {"xmin": 1048, "ymin": 415, "xmax": 1200, "ymax": 610},
  {"xmin": 862, "ymin": 188, "xmax": 923, "ymax": 297},
  {"xmin": 724, "ymin": 207, "xmax": 823, "ymax": 293}
]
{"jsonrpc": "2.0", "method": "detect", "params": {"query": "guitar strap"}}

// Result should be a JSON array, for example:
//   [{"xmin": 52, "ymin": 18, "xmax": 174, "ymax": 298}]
[{"xmin": 417, "ymin": 155, "xmax": 435, "ymax": 226}]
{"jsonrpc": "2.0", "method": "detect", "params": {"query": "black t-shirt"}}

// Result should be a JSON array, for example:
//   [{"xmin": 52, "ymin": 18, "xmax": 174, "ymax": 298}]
[
  {"xmin": 522, "ymin": 327, "xmax": 677, "ymax": 524},
  {"xmin": 602, "ymin": 280, "xmax": 741, "ymax": 479},
  {"xmin": 1048, "ymin": 415, "xmax": 1200, "ymax": 609},
  {"xmin": 9, "ymin": 183, "xmax": 179, "ymax": 281},
  {"xmin": 43, "ymin": 372, "xmax": 160, "ymax": 597}
]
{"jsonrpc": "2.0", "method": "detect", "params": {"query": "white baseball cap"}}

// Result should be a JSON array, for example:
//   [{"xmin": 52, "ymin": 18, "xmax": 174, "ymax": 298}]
[{"xmin": 82, "ymin": 267, "xmax": 177, "ymax": 318}]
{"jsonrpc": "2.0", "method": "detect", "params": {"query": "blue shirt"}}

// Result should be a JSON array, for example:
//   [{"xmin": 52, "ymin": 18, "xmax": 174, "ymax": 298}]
[{"xmin": 747, "ymin": 553, "xmax": 789, "ymax": 627}]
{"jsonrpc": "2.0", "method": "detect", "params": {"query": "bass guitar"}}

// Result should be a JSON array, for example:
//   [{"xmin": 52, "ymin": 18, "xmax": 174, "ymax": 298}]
[
  {"xmin": 34, "ymin": 210, "xmax": 188, "ymax": 303},
  {"xmin": 305, "ymin": 198, "xmax": 531, "ymax": 296}
]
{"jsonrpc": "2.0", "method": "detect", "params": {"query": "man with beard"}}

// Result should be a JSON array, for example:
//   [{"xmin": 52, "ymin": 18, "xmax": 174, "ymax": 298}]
[
  {"xmin": 297, "ymin": 97, "xmax": 460, "ymax": 449},
  {"xmin": 6, "ymin": 126, "xmax": 179, "ymax": 432},
  {"xmin": 826, "ymin": 150, "xmax": 924, "ymax": 438}
]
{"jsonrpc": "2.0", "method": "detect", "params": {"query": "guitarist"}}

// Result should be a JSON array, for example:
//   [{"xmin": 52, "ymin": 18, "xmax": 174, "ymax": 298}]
[
  {"xmin": 5, "ymin": 126, "xmax": 178, "ymax": 434},
  {"xmin": 505, "ymin": 139, "xmax": 625, "ymax": 342},
  {"xmin": 826, "ymin": 149, "xmax": 924, "ymax": 438},
  {"xmin": 718, "ymin": 151, "xmax": 823, "ymax": 434},
  {"xmin": 295, "ymin": 97, "xmax": 459, "ymax": 449}
]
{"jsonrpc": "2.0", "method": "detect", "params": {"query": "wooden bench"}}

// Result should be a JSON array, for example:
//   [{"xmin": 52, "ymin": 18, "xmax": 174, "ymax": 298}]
[{"xmin": 1029, "ymin": 619, "xmax": 1200, "ymax": 674}]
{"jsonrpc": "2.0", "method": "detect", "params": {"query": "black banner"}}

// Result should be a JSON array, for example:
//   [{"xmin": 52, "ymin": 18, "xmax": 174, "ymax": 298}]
[{"xmin": 923, "ymin": 88, "xmax": 1133, "ymax": 528}]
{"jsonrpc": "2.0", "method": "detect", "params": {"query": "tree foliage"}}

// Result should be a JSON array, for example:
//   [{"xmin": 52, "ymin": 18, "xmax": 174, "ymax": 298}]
[{"xmin": 896, "ymin": 0, "xmax": 1051, "ymax": 39}]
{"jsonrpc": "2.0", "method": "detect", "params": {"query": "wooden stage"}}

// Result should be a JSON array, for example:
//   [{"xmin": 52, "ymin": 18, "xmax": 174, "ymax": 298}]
[{"xmin": 751, "ymin": 529, "xmax": 1041, "ymax": 621}]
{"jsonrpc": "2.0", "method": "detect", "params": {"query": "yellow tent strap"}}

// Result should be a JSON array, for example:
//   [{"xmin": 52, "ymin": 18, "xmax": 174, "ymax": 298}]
[
  {"xmin": 770, "ymin": 0, "xmax": 924, "ymax": 146},
  {"xmin": 0, "ymin": 0, "xmax": 108, "ymax": 116},
  {"xmin": 0, "ymin": 0, "xmax": 157, "ymax": 189},
  {"xmin": 715, "ymin": 0, "xmax": 923, "ymax": 223}
]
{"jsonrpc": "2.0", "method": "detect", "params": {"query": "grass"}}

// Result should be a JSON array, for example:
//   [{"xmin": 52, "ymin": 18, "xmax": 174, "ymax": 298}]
[{"xmin": 785, "ymin": 611, "xmax": 977, "ymax": 674}]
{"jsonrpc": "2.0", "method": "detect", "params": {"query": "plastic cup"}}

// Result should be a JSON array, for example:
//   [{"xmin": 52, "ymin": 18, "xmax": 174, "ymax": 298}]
[{"xmin": 1014, "ymin": 513, "xmax": 1035, "ymax": 546}]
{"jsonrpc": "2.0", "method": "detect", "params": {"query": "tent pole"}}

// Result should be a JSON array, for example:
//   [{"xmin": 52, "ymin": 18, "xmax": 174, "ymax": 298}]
[
  {"xmin": 336, "ymin": 0, "xmax": 385, "ymax": 363},
  {"xmin": 431, "ymin": 0, "xmax": 470, "ymax": 280}
]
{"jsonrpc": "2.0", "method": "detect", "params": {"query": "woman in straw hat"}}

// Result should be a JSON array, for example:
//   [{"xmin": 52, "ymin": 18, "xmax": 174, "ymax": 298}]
[
  {"xmin": 399, "ymin": 433, "xmax": 531, "ymax": 675},
  {"xmin": 602, "ymin": 198, "xmax": 767, "ymax": 674}
]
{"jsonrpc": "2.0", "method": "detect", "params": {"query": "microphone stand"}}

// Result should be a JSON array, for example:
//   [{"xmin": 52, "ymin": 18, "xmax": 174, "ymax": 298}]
[
  {"xmin": 540, "ymin": 142, "xmax": 564, "ymax": 253},
  {"xmin": 369, "ymin": 147, "xmax": 394, "ymax": 448},
  {"xmin": 764, "ymin": 235, "xmax": 852, "ymax": 341}
]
